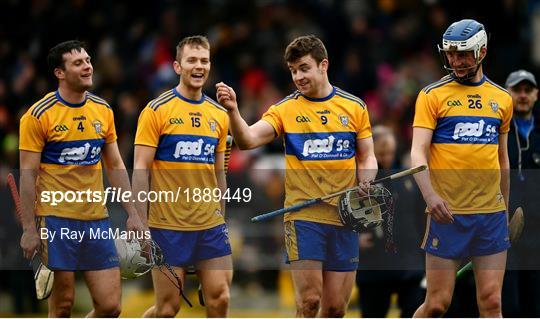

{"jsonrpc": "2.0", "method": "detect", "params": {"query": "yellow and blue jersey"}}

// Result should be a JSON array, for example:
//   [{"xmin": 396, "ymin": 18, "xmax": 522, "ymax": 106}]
[
  {"xmin": 19, "ymin": 91, "xmax": 117, "ymax": 220},
  {"xmin": 413, "ymin": 75, "xmax": 513, "ymax": 213},
  {"xmin": 262, "ymin": 87, "xmax": 372, "ymax": 225},
  {"xmin": 134, "ymin": 88, "xmax": 229, "ymax": 231}
]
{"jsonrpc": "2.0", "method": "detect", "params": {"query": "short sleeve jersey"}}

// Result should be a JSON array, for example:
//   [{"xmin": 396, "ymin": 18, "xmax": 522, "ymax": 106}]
[
  {"xmin": 19, "ymin": 91, "xmax": 117, "ymax": 220},
  {"xmin": 262, "ymin": 87, "xmax": 372, "ymax": 225},
  {"xmin": 413, "ymin": 75, "xmax": 513, "ymax": 213},
  {"xmin": 135, "ymin": 88, "xmax": 229, "ymax": 231}
]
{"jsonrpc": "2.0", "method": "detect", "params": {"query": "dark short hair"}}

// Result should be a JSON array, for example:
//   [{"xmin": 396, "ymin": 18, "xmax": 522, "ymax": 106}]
[
  {"xmin": 284, "ymin": 35, "xmax": 328, "ymax": 64},
  {"xmin": 47, "ymin": 40, "xmax": 87, "ymax": 71},
  {"xmin": 176, "ymin": 35, "xmax": 210, "ymax": 61}
]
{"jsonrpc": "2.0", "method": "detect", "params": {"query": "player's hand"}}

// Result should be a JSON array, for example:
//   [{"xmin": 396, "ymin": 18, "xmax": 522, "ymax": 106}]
[
  {"xmin": 358, "ymin": 180, "xmax": 372, "ymax": 196},
  {"xmin": 215, "ymin": 82, "xmax": 238, "ymax": 111},
  {"xmin": 359, "ymin": 233, "xmax": 374, "ymax": 249},
  {"xmin": 425, "ymin": 192, "xmax": 454, "ymax": 224},
  {"xmin": 126, "ymin": 214, "xmax": 147, "ymax": 239},
  {"xmin": 20, "ymin": 228, "xmax": 40, "ymax": 260}
]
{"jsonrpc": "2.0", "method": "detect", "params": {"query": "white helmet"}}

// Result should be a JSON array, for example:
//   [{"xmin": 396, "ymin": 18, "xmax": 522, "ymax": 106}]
[
  {"xmin": 114, "ymin": 238, "xmax": 161, "ymax": 279},
  {"xmin": 438, "ymin": 19, "xmax": 488, "ymax": 81}
]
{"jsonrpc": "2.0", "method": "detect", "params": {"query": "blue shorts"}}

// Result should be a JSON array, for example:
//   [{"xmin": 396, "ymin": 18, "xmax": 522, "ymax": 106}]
[
  {"xmin": 38, "ymin": 216, "xmax": 119, "ymax": 271},
  {"xmin": 150, "ymin": 224, "xmax": 232, "ymax": 267},
  {"xmin": 421, "ymin": 211, "xmax": 510, "ymax": 259},
  {"xmin": 284, "ymin": 220, "xmax": 359, "ymax": 272}
]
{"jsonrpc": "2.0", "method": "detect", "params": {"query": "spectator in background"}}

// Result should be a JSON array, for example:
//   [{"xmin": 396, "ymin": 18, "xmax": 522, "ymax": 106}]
[
  {"xmin": 502, "ymin": 69, "xmax": 540, "ymax": 317},
  {"xmin": 356, "ymin": 125, "xmax": 424, "ymax": 318}
]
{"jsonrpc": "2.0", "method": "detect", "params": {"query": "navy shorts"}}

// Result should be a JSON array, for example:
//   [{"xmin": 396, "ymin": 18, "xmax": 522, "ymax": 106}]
[
  {"xmin": 284, "ymin": 220, "xmax": 359, "ymax": 271},
  {"xmin": 150, "ymin": 223, "xmax": 232, "ymax": 267},
  {"xmin": 421, "ymin": 211, "xmax": 510, "ymax": 259},
  {"xmin": 38, "ymin": 216, "xmax": 119, "ymax": 271}
]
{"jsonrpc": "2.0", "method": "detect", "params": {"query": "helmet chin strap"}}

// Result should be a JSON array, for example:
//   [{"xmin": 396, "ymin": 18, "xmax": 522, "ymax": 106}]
[
  {"xmin": 449, "ymin": 53, "xmax": 485, "ymax": 83},
  {"xmin": 451, "ymin": 64, "xmax": 482, "ymax": 83}
]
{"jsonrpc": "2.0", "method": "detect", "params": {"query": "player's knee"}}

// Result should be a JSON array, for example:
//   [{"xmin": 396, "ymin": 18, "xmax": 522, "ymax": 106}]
[
  {"xmin": 425, "ymin": 297, "xmax": 451, "ymax": 317},
  {"xmin": 94, "ymin": 300, "xmax": 121, "ymax": 317},
  {"xmin": 205, "ymin": 288, "xmax": 230, "ymax": 312},
  {"xmin": 51, "ymin": 294, "xmax": 74, "ymax": 317},
  {"xmin": 156, "ymin": 302, "xmax": 180, "ymax": 318},
  {"xmin": 478, "ymin": 290, "xmax": 501, "ymax": 314},
  {"xmin": 324, "ymin": 305, "xmax": 346, "ymax": 318},
  {"xmin": 51, "ymin": 303, "xmax": 73, "ymax": 318},
  {"xmin": 299, "ymin": 295, "xmax": 321, "ymax": 317}
]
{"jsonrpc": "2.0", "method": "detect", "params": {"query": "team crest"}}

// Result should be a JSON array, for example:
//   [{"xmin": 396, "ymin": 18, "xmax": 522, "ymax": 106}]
[
  {"xmin": 92, "ymin": 120, "xmax": 102, "ymax": 134},
  {"xmin": 338, "ymin": 114, "xmax": 349, "ymax": 127},
  {"xmin": 209, "ymin": 120, "xmax": 217, "ymax": 132},
  {"xmin": 489, "ymin": 100, "xmax": 499, "ymax": 113}
]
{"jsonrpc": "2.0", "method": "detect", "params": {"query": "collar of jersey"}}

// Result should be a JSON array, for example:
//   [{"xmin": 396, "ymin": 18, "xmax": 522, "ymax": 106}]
[
  {"xmin": 300, "ymin": 86, "xmax": 336, "ymax": 102},
  {"xmin": 173, "ymin": 88, "xmax": 205, "ymax": 104},
  {"xmin": 452, "ymin": 74, "xmax": 486, "ymax": 87},
  {"xmin": 55, "ymin": 91, "xmax": 87, "ymax": 107}
]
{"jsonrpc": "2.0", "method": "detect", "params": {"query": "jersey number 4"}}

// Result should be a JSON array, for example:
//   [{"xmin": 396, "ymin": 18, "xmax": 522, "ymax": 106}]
[{"xmin": 77, "ymin": 122, "xmax": 85, "ymax": 132}]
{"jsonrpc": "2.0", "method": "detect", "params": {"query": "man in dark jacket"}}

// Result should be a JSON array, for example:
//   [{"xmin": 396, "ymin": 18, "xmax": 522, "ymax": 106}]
[{"xmin": 503, "ymin": 69, "xmax": 540, "ymax": 317}]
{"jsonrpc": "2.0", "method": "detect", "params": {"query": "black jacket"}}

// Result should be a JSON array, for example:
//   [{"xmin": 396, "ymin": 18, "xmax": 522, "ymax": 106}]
[
  {"xmin": 508, "ymin": 117, "xmax": 540, "ymax": 170},
  {"xmin": 507, "ymin": 116, "xmax": 540, "ymax": 268}
]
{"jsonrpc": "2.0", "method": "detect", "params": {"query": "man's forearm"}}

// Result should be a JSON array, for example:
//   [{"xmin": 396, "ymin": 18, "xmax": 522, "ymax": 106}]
[
  {"xmin": 105, "ymin": 168, "xmax": 138, "ymax": 217},
  {"xmin": 228, "ymin": 109, "xmax": 254, "ymax": 149},
  {"xmin": 499, "ymin": 158, "xmax": 510, "ymax": 212},
  {"xmin": 217, "ymin": 170, "xmax": 227, "ymax": 216},
  {"xmin": 357, "ymin": 155, "xmax": 378, "ymax": 183},
  {"xmin": 20, "ymin": 172, "xmax": 37, "ymax": 232},
  {"xmin": 132, "ymin": 169, "xmax": 150, "ymax": 224}
]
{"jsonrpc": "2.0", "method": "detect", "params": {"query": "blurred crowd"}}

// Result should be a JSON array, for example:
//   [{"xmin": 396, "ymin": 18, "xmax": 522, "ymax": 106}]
[
  {"xmin": 0, "ymin": 0, "xmax": 537, "ymax": 170},
  {"xmin": 1, "ymin": 0, "xmax": 540, "ymax": 315}
]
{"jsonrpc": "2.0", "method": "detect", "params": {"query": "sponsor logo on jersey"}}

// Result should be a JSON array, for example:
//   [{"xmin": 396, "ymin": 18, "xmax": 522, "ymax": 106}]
[
  {"xmin": 169, "ymin": 117, "xmax": 184, "ymax": 125},
  {"xmin": 316, "ymin": 110, "xmax": 330, "ymax": 114},
  {"xmin": 53, "ymin": 124, "xmax": 69, "ymax": 132},
  {"xmin": 41, "ymin": 139, "xmax": 105, "ymax": 165},
  {"xmin": 433, "ymin": 116, "xmax": 501, "ymax": 145},
  {"xmin": 295, "ymin": 115, "xmax": 311, "ymax": 123},
  {"xmin": 173, "ymin": 139, "xmax": 215, "ymax": 158},
  {"xmin": 155, "ymin": 134, "xmax": 218, "ymax": 164},
  {"xmin": 452, "ymin": 119, "xmax": 497, "ymax": 141},
  {"xmin": 58, "ymin": 143, "xmax": 101, "ymax": 164},
  {"xmin": 189, "ymin": 112, "xmax": 202, "ymax": 117},
  {"xmin": 285, "ymin": 132, "xmax": 356, "ymax": 161},
  {"xmin": 73, "ymin": 115, "xmax": 87, "ymax": 121},
  {"xmin": 467, "ymin": 94, "xmax": 482, "ymax": 99}
]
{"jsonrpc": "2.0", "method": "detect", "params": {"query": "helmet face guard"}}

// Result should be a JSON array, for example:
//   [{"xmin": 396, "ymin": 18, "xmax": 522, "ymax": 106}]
[
  {"xmin": 338, "ymin": 185, "xmax": 393, "ymax": 232},
  {"xmin": 438, "ymin": 19, "xmax": 487, "ymax": 82},
  {"xmin": 115, "ymin": 238, "xmax": 162, "ymax": 279}
]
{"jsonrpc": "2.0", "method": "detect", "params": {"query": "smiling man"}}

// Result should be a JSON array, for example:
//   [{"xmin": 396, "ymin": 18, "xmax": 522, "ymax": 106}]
[
  {"xmin": 411, "ymin": 20, "xmax": 513, "ymax": 317},
  {"xmin": 19, "ymin": 40, "xmax": 145, "ymax": 317},
  {"xmin": 133, "ymin": 36, "xmax": 232, "ymax": 317},
  {"xmin": 216, "ymin": 35, "xmax": 377, "ymax": 317}
]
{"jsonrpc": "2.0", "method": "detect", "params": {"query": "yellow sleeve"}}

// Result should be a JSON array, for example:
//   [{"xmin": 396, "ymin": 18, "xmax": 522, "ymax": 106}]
[
  {"xmin": 19, "ymin": 113, "xmax": 46, "ymax": 152},
  {"xmin": 135, "ymin": 106, "xmax": 161, "ymax": 147},
  {"xmin": 106, "ymin": 108, "xmax": 117, "ymax": 143},
  {"xmin": 356, "ymin": 106, "xmax": 372, "ymax": 139},
  {"xmin": 499, "ymin": 95, "xmax": 513, "ymax": 134},
  {"xmin": 261, "ymin": 104, "xmax": 283, "ymax": 137},
  {"xmin": 413, "ymin": 90, "xmax": 438, "ymax": 130},
  {"xmin": 216, "ymin": 112, "xmax": 229, "ymax": 153}
]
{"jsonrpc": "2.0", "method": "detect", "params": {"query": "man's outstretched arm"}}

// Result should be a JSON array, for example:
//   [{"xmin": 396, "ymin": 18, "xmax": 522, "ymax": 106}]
[{"xmin": 216, "ymin": 82, "xmax": 275, "ymax": 150}]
